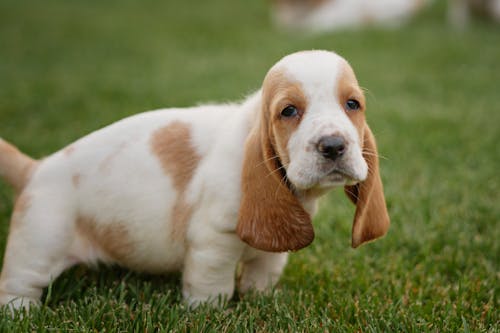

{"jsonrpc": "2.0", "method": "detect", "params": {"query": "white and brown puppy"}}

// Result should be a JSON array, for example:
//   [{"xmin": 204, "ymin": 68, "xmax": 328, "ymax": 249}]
[{"xmin": 0, "ymin": 50, "xmax": 389, "ymax": 310}]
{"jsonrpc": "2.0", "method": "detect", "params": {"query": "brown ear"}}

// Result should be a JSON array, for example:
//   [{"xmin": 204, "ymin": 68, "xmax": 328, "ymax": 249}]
[
  {"xmin": 344, "ymin": 125, "xmax": 390, "ymax": 248},
  {"xmin": 236, "ymin": 121, "xmax": 314, "ymax": 253}
]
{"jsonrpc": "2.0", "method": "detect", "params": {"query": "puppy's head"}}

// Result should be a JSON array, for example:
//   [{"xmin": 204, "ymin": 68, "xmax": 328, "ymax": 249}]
[{"xmin": 237, "ymin": 50, "xmax": 390, "ymax": 252}]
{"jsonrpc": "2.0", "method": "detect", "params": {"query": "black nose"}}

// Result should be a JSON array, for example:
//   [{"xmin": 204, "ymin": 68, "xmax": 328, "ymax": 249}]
[{"xmin": 317, "ymin": 136, "xmax": 346, "ymax": 160}]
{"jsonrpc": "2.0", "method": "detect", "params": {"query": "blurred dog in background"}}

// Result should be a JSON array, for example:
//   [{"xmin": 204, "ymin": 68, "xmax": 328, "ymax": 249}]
[
  {"xmin": 271, "ymin": 0, "xmax": 426, "ymax": 31},
  {"xmin": 271, "ymin": 0, "xmax": 499, "ymax": 32},
  {"xmin": 448, "ymin": 0, "xmax": 500, "ymax": 28}
]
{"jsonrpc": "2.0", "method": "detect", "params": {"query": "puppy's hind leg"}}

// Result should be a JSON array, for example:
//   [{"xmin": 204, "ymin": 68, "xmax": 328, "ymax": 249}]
[{"xmin": 0, "ymin": 190, "xmax": 77, "ymax": 310}]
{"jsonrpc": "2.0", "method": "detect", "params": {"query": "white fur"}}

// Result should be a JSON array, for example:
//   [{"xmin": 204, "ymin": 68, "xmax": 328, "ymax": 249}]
[{"xmin": 0, "ymin": 51, "xmax": 367, "ymax": 309}]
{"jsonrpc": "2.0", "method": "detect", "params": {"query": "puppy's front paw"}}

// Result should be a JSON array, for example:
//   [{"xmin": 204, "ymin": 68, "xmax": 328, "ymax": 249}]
[
  {"xmin": 0, "ymin": 293, "xmax": 39, "ymax": 316},
  {"xmin": 182, "ymin": 288, "xmax": 230, "ymax": 309},
  {"xmin": 237, "ymin": 253, "xmax": 288, "ymax": 294},
  {"xmin": 238, "ymin": 269, "xmax": 277, "ymax": 294}
]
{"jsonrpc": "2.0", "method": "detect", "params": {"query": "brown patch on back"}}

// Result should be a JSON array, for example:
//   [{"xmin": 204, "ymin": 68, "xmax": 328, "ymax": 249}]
[
  {"xmin": 336, "ymin": 61, "xmax": 366, "ymax": 140},
  {"xmin": 150, "ymin": 121, "xmax": 201, "ymax": 239},
  {"xmin": 262, "ymin": 68, "xmax": 308, "ymax": 166},
  {"xmin": 76, "ymin": 216, "xmax": 133, "ymax": 262}
]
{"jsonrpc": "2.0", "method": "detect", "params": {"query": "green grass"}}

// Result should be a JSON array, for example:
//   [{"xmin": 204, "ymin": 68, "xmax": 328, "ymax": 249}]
[{"xmin": 0, "ymin": 0, "xmax": 499, "ymax": 331}]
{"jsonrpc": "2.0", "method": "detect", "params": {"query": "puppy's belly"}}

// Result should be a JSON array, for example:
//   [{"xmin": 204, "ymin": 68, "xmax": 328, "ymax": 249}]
[
  {"xmin": 63, "ymin": 138, "xmax": 192, "ymax": 272},
  {"xmin": 70, "ymin": 214, "xmax": 187, "ymax": 273}
]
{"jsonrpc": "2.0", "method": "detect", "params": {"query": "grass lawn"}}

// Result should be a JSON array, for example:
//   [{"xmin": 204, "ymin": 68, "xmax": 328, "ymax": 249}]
[{"xmin": 0, "ymin": 0, "xmax": 499, "ymax": 331}]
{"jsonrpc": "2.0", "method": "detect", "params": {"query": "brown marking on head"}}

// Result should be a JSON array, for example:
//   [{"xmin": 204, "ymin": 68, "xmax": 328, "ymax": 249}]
[
  {"xmin": 76, "ymin": 216, "xmax": 133, "ymax": 262},
  {"xmin": 237, "ymin": 67, "xmax": 314, "ymax": 252},
  {"xmin": 336, "ymin": 61, "xmax": 390, "ymax": 247},
  {"xmin": 151, "ymin": 121, "xmax": 201, "ymax": 239},
  {"xmin": 261, "ymin": 68, "xmax": 308, "ymax": 166},
  {"xmin": 72, "ymin": 173, "xmax": 81, "ymax": 187},
  {"xmin": 336, "ymin": 60, "xmax": 366, "ymax": 140}
]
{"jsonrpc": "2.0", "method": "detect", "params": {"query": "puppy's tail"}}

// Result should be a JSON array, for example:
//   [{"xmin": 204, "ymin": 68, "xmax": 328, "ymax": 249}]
[{"xmin": 0, "ymin": 138, "xmax": 36, "ymax": 193}]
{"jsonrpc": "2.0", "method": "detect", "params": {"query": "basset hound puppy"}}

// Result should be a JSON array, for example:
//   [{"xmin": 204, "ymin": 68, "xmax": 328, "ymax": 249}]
[{"xmin": 0, "ymin": 50, "xmax": 389, "ymax": 310}]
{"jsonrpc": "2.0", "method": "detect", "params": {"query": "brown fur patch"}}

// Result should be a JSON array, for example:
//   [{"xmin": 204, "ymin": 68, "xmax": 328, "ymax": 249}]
[
  {"xmin": 236, "ymin": 68, "xmax": 314, "ymax": 252},
  {"xmin": 76, "ymin": 216, "xmax": 133, "ymax": 262},
  {"xmin": 262, "ymin": 68, "xmax": 308, "ymax": 167},
  {"xmin": 237, "ymin": 126, "xmax": 314, "ymax": 252},
  {"xmin": 1, "ymin": 140, "xmax": 19, "ymax": 156},
  {"xmin": 336, "ymin": 60, "xmax": 366, "ymax": 140},
  {"xmin": 344, "ymin": 125, "xmax": 390, "ymax": 247},
  {"xmin": 335, "ymin": 61, "xmax": 390, "ymax": 247},
  {"xmin": 0, "ymin": 139, "xmax": 37, "ymax": 193},
  {"xmin": 150, "ymin": 121, "xmax": 201, "ymax": 239}
]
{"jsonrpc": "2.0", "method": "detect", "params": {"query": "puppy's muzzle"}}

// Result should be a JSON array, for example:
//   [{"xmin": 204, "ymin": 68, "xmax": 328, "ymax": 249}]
[{"xmin": 316, "ymin": 135, "xmax": 346, "ymax": 161}]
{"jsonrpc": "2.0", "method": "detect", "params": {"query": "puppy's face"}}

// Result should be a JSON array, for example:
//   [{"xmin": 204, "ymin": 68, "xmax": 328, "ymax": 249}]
[{"xmin": 262, "ymin": 51, "xmax": 368, "ymax": 191}]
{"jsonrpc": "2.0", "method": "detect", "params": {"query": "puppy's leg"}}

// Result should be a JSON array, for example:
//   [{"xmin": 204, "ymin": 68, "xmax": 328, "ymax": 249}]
[
  {"xmin": 182, "ymin": 232, "xmax": 245, "ymax": 307},
  {"xmin": 0, "ymin": 192, "xmax": 76, "ymax": 310},
  {"xmin": 238, "ymin": 250, "xmax": 288, "ymax": 294}
]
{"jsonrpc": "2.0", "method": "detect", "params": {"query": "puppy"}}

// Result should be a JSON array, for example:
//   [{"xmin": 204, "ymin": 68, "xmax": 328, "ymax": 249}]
[
  {"xmin": 0, "ymin": 50, "xmax": 390, "ymax": 310},
  {"xmin": 271, "ymin": 0, "xmax": 427, "ymax": 32}
]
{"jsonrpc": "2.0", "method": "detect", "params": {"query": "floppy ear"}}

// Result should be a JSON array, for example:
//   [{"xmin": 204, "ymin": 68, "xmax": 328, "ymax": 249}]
[
  {"xmin": 344, "ymin": 124, "xmax": 390, "ymax": 248},
  {"xmin": 236, "ymin": 118, "xmax": 314, "ymax": 253}
]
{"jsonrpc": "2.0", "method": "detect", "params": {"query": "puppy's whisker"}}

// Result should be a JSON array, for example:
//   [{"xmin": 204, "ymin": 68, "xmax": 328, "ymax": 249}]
[
  {"xmin": 275, "ymin": 172, "xmax": 291, "ymax": 198},
  {"xmin": 266, "ymin": 164, "xmax": 287, "ymax": 179},
  {"xmin": 362, "ymin": 150, "xmax": 388, "ymax": 160},
  {"xmin": 344, "ymin": 187, "xmax": 360, "ymax": 202},
  {"xmin": 255, "ymin": 155, "xmax": 280, "ymax": 168},
  {"xmin": 360, "ymin": 86, "xmax": 376, "ymax": 102}
]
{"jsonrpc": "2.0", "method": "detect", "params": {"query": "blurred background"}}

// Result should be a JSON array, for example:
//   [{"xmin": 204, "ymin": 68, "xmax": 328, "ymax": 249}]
[{"xmin": 0, "ymin": 0, "xmax": 498, "ymax": 330}]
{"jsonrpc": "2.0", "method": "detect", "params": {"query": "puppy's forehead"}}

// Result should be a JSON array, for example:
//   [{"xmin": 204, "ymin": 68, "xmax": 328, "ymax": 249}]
[{"xmin": 268, "ymin": 51, "xmax": 354, "ymax": 98}]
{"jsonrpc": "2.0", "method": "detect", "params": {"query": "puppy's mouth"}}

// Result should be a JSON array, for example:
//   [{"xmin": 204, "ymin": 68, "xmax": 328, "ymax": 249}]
[{"xmin": 324, "ymin": 168, "xmax": 360, "ymax": 186}]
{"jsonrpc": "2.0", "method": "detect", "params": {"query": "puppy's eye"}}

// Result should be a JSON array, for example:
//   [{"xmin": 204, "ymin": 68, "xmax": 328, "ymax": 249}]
[
  {"xmin": 281, "ymin": 105, "xmax": 298, "ymax": 118},
  {"xmin": 345, "ymin": 99, "xmax": 360, "ymax": 111}
]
